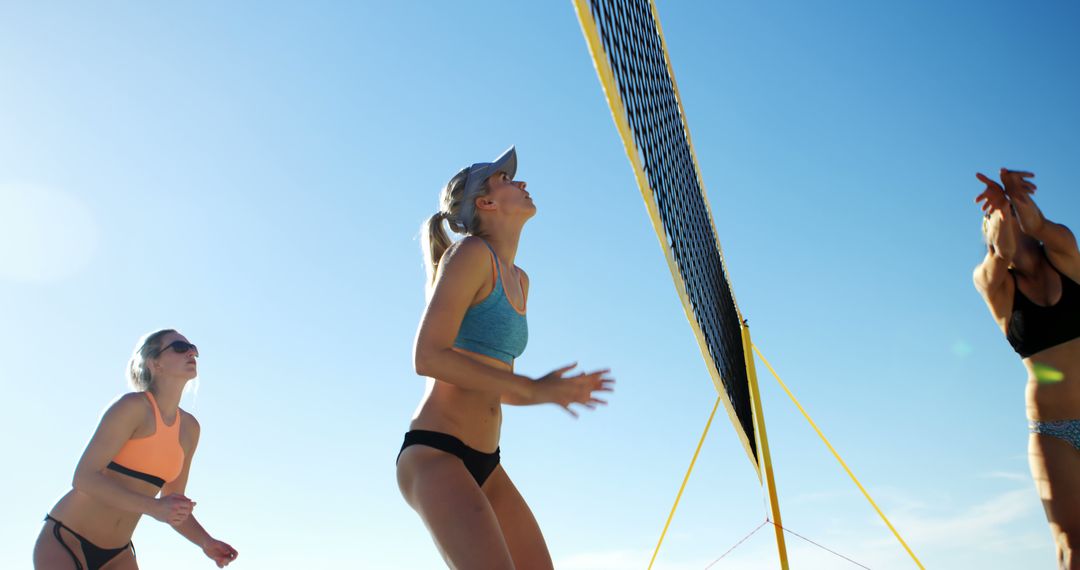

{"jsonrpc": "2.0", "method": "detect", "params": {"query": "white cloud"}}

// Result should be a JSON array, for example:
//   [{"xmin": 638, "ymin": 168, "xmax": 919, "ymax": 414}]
[
  {"xmin": 979, "ymin": 471, "xmax": 1029, "ymax": 483},
  {"xmin": 882, "ymin": 488, "xmax": 1043, "ymax": 552},
  {"xmin": 556, "ymin": 549, "xmax": 652, "ymax": 570},
  {"xmin": 557, "ymin": 486, "xmax": 1051, "ymax": 570}
]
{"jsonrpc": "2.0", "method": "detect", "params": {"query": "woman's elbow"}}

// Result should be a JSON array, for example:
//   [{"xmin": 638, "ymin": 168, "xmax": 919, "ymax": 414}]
[
  {"xmin": 414, "ymin": 342, "xmax": 455, "ymax": 378},
  {"xmin": 71, "ymin": 468, "xmax": 94, "ymax": 492},
  {"xmin": 413, "ymin": 347, "xmax": 435, "ymax": 377}
]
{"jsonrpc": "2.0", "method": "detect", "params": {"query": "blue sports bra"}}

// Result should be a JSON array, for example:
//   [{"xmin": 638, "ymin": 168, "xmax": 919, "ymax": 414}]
[{"xmin": 453, "ymin": 240, "xmax": 528, "ymax": 364}]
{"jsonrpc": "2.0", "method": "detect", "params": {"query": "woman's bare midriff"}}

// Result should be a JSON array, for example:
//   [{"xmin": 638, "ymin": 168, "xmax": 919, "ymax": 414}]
[
  {"xmin": 45, "ymin": 469, "xmax": 160, "ymax": 547},
  {"xmin": 409, "ymin": 348, "xmax": 510, "ymax": 452},
  {"xmin": 1025, "ymin": 337, "xmax": 1080, "ymax": 421}
]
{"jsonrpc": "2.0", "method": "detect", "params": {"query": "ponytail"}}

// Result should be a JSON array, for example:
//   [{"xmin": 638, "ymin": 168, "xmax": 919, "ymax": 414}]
[
  {"xmin": 127, "ymin": 329, "xmax": 176, "ymax": 391},
  {"xmin": 422, "ymin": 212, "xmax": 452, "ymax": 284},
  {"xmin": 421, "ymin": 166, "xmax": 489, "ymax": 286}
]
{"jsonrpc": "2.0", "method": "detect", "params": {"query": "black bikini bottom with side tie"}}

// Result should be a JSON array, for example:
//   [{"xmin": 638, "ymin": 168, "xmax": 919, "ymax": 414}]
[{"xmin": 398, "ymin": 429, "xmax": 501, "ymax": 486}]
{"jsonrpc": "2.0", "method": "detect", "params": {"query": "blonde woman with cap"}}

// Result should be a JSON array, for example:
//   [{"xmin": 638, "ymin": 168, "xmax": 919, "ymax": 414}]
[
  {"xmin": 397, "ymin": 147, "xmax": 615, "ymax": 569},
  {"xmin": 33, "ymin": 329, "xmax": 237, "ymax": 569}
]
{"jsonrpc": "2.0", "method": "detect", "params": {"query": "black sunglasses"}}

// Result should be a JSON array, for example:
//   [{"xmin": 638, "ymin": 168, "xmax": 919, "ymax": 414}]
[{"xmin": 158, "ymin": 340, "xmax": 199, "ymax": 356}]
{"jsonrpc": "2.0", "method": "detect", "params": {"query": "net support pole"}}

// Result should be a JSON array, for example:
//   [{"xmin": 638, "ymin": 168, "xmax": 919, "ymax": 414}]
[
  {"xmin": 752, "ymin": 344, "xmax": 926, "ymax": 569},
  {"xmin": 646, "ymin": 396, "xmax": 722, "ymax": 570},
  {"xmin": 741, "ymin": 324, "xmax": 789, "ymax": 570}
]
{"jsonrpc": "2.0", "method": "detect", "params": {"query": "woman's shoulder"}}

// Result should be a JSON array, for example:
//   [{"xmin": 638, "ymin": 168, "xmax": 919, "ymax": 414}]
[
  {"xmin": 178, "ymin": 408, "xmax": 200, "ymax": 430},
  {"xmin": 440, "ymin": 236, "xmax": 494, "ymax": 274},
  {"xmin": 113, "ymin": 391, "xmax": 152, "ymax": 410},
  {"xmin": 515, "ymin": 265, "xmax": 530, "ymax": 291},
  {"xmin": 447, "ymin": 235, "xmax": 489, "ymax": 255},
  {"xmin": 100, "ymin": 391, "xmax": 153, "ymax": 425},
  {"xmin": 178, "ymin": 409, "xmax": 201, "ymax": 447}
]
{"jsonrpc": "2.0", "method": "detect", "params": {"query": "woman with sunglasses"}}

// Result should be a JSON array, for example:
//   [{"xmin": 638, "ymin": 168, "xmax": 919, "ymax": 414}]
[
  {"xmin": 974, "ymin": 168, "xmax": 1080, "ymax": 567},
  {"xmin": 33, "ymin": 329, "xmax": 238, "ymax": 569},
  {"xmin": 397, "ymin": 147, "xmax": 615, "ymax": 569}
]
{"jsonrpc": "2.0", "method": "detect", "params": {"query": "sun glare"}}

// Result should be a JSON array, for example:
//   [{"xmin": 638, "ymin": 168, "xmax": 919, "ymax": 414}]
[{"xmin": 0, "ymin": 183, "xmax": 99, "ymax": 282}]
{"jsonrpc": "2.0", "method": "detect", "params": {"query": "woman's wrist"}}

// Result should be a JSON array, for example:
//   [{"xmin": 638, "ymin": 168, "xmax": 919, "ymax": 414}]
[
  {"xmin": 142, "ymin": 495, "xmax": 161, "ymax": 517},
  {"xmin": 513, "ymin": 374, "xmax": 537, "ymax": 404}
]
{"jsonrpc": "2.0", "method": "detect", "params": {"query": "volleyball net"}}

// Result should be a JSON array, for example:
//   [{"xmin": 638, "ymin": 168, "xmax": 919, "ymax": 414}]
[
  {"xmin": 573, "ymin": 1, "xmax": 924, "ymax": 568},
  {"xmin": 572, "ymin": 0, "xmax": 758, "ymax": 472}
]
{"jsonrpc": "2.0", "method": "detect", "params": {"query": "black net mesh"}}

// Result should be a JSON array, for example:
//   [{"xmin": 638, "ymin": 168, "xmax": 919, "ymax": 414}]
[{"xmin": 586, "ymin": 0, "xmax": 756, "ymax": 462}]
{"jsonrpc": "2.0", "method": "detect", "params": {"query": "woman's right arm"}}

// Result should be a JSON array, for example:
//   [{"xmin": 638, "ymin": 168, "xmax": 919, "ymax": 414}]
[
  {"xmin": 71, "ymin": 394, "xmax": 192, "ymax": 522},
  {"xmin": 413, "ymin": 238, "xmax": 535, "ymax": 401},
  {"xmin": 999, "ymin": 169, "xmax": 1080, "ymax": 271},
  {"xmin": 973, "ymin": 174, "xmax": 1015, "ymax": 309}
]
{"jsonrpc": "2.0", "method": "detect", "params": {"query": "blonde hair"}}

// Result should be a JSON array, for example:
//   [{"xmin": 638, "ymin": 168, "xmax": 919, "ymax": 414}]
[
  {"xmin": 421, "ymin": 166, "xmax": 490, "ymax": 284},
  {"xmin": 127, "ymin": 329, "xmax": 176, "ymax": 391}
]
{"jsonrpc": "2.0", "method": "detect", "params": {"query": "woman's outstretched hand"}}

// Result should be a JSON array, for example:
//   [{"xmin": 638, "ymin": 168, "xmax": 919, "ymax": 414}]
[
  {"xmin": 975, "ymin": 172, "xmax": 1010, "ymax": 215},
  {"xmin": 203, "ymin": 538, "xmax": 239, "ymax": 568},
  {"xmin": 998, "ymin": 168, "xmax": 1046, "ymax": 233},
  {"xmin": 999, "ymin": 168, "xmax": 1036, "ymax": 201},
  {"xmin": 534, "ymin": 363, "xmax": 615, "ymax": 417}
]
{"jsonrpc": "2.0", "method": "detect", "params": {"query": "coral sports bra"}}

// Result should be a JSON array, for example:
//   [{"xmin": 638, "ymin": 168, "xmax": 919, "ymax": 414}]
[{"xmin": 106, "ymin": 391, "xmax": 185, "ymax": 487}]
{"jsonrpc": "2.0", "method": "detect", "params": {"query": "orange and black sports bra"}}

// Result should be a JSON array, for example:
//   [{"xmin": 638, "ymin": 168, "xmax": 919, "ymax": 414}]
[
  {"xmin": 106, "ymin": 392, "xmax": 185, "ymax": 488},
  {"xmin": 1006, "ymin": 259, "xmax": 1080, "ymax": 358}
]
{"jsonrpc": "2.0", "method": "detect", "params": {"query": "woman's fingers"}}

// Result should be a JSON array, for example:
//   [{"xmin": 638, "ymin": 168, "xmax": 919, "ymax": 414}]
[
  {"xmin": 548, "ymin": 362, "xmax": 578, "ymax": 379},
  {"xmin": 1002, "ymin": 168, "xmax": 1034, "ymax": 178},
  {"xmin": 976, "ymin": 172, "xmax": 1002, "ymax": 188},
  {"xmin": 1000, "ymin": 169, "xmax": 1037, "ymax": 195},
  {"xmin": 580, "ymin": 370, "xmax": 614, "ymax": 382},
  {"xmin": 975, "ymin": 173, "xmax": 1010, "ymax": 214},
  {"xmin": 546, "ymin": 364, "xmax": 614, "ymax": 416}
]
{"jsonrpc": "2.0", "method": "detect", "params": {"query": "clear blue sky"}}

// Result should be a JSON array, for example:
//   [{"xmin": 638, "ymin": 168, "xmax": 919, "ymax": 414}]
[{"xmin": 2, "ymin": 1, "xmax": 1078, "ymax": 568}]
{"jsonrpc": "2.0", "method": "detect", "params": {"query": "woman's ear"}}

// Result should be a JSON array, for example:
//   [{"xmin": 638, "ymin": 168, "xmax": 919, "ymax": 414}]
[{"xmin": 475, "ymin": 196, "xmax": 497, "ymax": 212}]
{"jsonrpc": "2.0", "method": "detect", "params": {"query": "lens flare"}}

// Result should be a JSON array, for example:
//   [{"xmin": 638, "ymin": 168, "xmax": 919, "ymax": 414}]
[{"xmin": 1033, "ymin": 363, "xmax": 1065, "ymax": 383}]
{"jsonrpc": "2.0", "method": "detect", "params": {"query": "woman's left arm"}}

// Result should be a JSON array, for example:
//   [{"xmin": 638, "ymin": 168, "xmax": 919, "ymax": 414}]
[
  {"xmin": 162, "ymin": 413, "xmax": 239, "ymax": 568},
  {"xmin": 1000, "ymin": 169, "xmax": 1079, "ymax": 269}
]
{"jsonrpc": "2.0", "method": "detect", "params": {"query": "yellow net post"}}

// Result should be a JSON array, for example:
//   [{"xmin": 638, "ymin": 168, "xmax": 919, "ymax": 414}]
[
  {"xmin": 742, "ymin": 324, "xmax": 789, "ymax": 569},
  {"xmin": 752, "ymin": 344, "xmax": 925, "ymax": 569}
]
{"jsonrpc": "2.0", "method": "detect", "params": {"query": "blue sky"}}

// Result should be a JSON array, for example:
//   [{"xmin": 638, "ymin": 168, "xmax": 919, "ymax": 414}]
[{"xmin": 2, "ymin": 1, "xmax": 1078, "ymax": 568}]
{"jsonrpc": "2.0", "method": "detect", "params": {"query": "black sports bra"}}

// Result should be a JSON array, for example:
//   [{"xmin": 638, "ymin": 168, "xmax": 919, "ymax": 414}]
[{"xmin": 1005, "ymin": 260, "xmax": 1080, "ymax": 358}]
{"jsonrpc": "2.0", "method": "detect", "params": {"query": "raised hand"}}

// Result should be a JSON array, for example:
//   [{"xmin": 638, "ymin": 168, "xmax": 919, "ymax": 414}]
[
  {"xmin": 975, "ymin": 172, "xmax": 1011, "ymax": 216},
  {"xmin": 999, "ymin": 168, "xmax": 1036, "ymax": 202},
  {"xmin": 203, "ymin": 538, "xmax": 239, "ymax": 568},
  {"xmin": 152, "ymin": 493, "xmax": 195, "ymax": 526},
  {"xmin": 998, "ymin": 168, "xmax": 1046, "ymax": 234},
  {"xmin": 534, "ymin": 363, "xmax": 615, "ymax": 418}
]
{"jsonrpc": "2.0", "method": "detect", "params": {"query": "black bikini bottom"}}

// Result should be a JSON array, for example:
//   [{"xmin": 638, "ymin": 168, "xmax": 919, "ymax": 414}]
[
  {"xmin": 398, "ymin": 429, "xmax": 501, "ymax": 486},
  {"xmin": 44, "ymin": 514, "xmax": 134, "ymax": 570}
]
